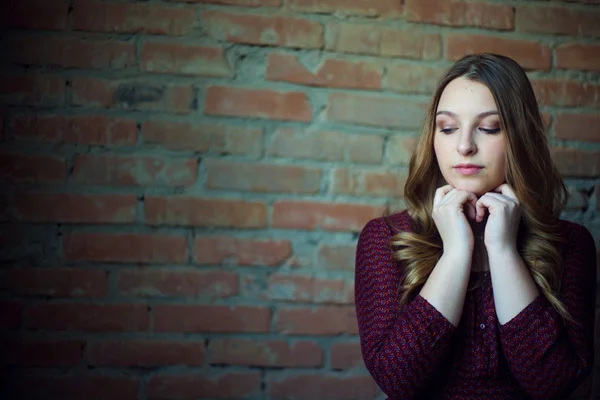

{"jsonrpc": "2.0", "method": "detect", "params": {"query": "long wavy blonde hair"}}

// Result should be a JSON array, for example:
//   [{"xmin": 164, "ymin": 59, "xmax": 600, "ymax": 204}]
[{"xmin": 384, "ymin": 53, "xmax": 574, "ymax": 323}]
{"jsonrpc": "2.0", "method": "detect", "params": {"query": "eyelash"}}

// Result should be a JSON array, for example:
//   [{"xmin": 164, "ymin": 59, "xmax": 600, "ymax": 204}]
[{"xmin": 440, "ymin": 128, "xmax": 501, "ymax": 134}]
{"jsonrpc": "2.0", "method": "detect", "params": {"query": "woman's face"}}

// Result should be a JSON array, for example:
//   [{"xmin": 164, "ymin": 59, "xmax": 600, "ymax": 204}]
[{"xmin": 433, "ymin": 77, "xmax": 507, "ymax": 197}]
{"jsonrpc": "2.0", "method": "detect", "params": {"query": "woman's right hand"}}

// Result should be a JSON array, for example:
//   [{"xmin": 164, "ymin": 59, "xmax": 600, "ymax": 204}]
[{"xmin": 432, "ymin": 184, "xmax": 477, "ymax": 253}]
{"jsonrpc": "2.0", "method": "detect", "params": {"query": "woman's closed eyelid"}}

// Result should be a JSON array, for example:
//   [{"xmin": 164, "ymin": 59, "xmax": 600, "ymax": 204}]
[
  {"xmin": 438, "ymin": 126, "xmax": 500, "ymax": 134},
  {"xmin": 480, "ymin": 126, "xmax": 501, "ymax": 133}
]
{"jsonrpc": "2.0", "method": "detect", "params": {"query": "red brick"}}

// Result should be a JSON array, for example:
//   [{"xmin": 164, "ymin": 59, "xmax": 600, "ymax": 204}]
[
  {"xmin": 0, "ymin": 227, "xmax": 57, "ymax": 264},
  {"xmin": 28, "ymin": 304, "xmax": 149, "ymax": 332},
  {"xmin": 276, "ymin": 306, "xmax": 358, "ymax": 335},
  {"xmin": 153, "ymin": 305, "xmax": 271, "ymax": 333},
  {"xmin": 516, "ymin": 6, "xmax": 600, "ymax": 37},
  {"xmin": 531, "ymin": 79, "xmax": 600, "ymax": 108},
  {"xmin": 0, "ymin": 301, "xmax": 21, "ymax": 329},
  {"xmin": 266, "ymin": 53, "xmax": 382, "ymax": 90},
  {"xmin": 268, "ymin": 128, "xmax": 384, "ymax": 164},
  {"xmin": 267, "ymin": 274, "xmax": 312, "ymax": 302},
  {"xmin": 268, "ymin": 374, "xmax": 378, "ymax": 400},
  {"xmin": 210, "ymin": 338, "xmax": 322, "ymax": 367},
  {"xmin": 268, "ymin": 274, "xmax": 354, "ymax": 304},
  {"xmin": 313, "ymin": 278, "xmax": 355, "ymax": 304},
  {"xmin": 555, "ymin": 43, "xmax": 600, "ymax": 72},
  {"xmin": 141, "ymin": 43, "xmax": 232, "ymax": 77},
  {"xmin": 11, "ymin": 375, "xmax": 139, "ymax": 400},
  {"xmin": 332, "ymin": 167, "xmax": 407, "ymax": 198},
  {"xmin": 406, "ymin": 0, "xmax": 513, "ymax": 30},
  {"xmin": 205, "ymin": 159, "xmax": 321, "ymax": 194},
  {"xmin": 194, "ymin": 237, "xmax": 291, "ymax": 266},
  {"xmin": 148, "ymin": 372, "xmax": 261, "ymax": 399},
  {"xmin": 118, "ymin": 268, "xmax": 238, "ymax": 298},
  {"xmin": 272, "ymin": 200, "xmax": 383, "ymax": 231},
  {"xmin": 554, "ymin": 113, "xmax": 600, "ymax": 143},
  {"xmin": 14, "ymin": 192, "xmax": 136, "ymax": 224},
  {"xmin": 0, "ymin": 74, "xmax": 65, "ymax": 106},
  {"xmin": 326, "ymin": 92, "xmax": 427, "ymax": 129},
  {"xmin": 203, "ymin": 11, "xmax": 322, "ymax": 49},
  {"xmin": 446, "ymin": 34, "xmax": 551, "ymax": 70},
  {"xmin": 386, "ymin": 64, "xmax": 445, "ymax": 94},
  {"xmin": 145, "ymin": 197, "xmax": 267, "ymax": 228},
  {"xmin": 205, "ymin": 86, "xmax": 312, "ymax": 122},
  {"xmin": 63, "ymin": 233, "xmax": 187, "ymax": 263},
  {"xmin": 71, "ymin": 155, "xmax": 197, "ymax": 187},
  {"xmin": 330, "ymin": 342, "xmax": 365, "ymax": 370},
  {"xmin": 10, "ymin": 115, "xmax": 136, "ymax": 145},
  {"xmin": 71, "ymin": 77, "xmax": 195, "ymax": 114},
  {"xmin": 0, "ymin": 153, "xmax": 65, "ymax": 184},
  {"xmin": 550, "ymin": 148, "xmax": 600, "ymax": 177},
  {"xmin": 317, "ymin": 244, "xmax": 358, "ymax": 271},
  {"xmin": 0, "ymin": 339, "xmax": 83, "ymax": 366},
  {"xmin": 88, "ymin": 340, "xmax": 205, "ymax": 367},
  {"xmin": 326, "ymin": 22, "xmax": 441, "ymax": 60},
  {"xmin": 0, "ymin": 267, "xmax": 108, "ymax": 297},
  {"xmin": 288, "ymin": 0, "xmax": 402, "ymax": 17},
  {"xmin": 385, "ymin": 135, "xmax": 418, "ymax": 165},
  {"xmin": 1, "ymin": 0, "xmax": 68, "ymax": 30},
  {"xmin": 6, "ymin": 36, "xmax": 135, "ymax": 70},
  {"xmin": 142, "ymin": 121, "xmax": 263, "ymax": 156},
  {"xmin": 241, "ymin": 274, "xmax": 268, "ymax": 300},
  {"xmin": 73, "ymin": 0, "xmax": 196, "ymax": 35},
  {"xmin": 168, "ymin": 0, "xmax": 280, "ymax": 4}
]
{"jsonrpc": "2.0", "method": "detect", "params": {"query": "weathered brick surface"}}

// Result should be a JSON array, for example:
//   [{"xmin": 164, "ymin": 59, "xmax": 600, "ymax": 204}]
[{"xmin": 2, "ymin": 1, "xmax": 599, "ymax": 399}]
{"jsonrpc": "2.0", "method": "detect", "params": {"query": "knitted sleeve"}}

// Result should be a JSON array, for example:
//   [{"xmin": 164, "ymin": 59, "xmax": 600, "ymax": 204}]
[
  {"xmin": 354, "ymin": 217, "xmax": 457, "ymax": 399},
  {"xmin": 498, "ymin": 222, "xmax": 597, "ymax": 400}
]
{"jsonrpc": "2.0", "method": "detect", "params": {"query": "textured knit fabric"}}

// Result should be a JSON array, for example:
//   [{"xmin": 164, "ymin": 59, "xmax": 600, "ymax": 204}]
[{"xmin": 354, "ymin": 210, "xmax": 597, "ymax": 400}]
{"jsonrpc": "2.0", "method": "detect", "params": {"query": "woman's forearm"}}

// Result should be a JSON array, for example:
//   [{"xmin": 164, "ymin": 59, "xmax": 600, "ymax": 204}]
[
  {"xmin": 487, "ymin": 247, "xmax": 540, "ymax": 325},
  {"xmin": 419, "ymin": 250, "xmax": 473, "ymax": 327}
]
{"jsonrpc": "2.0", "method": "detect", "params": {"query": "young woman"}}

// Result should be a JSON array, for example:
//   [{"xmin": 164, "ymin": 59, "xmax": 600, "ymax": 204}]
[{"xmin": 354, "ymin": 53, "xmax": 596, "ymax": 399}]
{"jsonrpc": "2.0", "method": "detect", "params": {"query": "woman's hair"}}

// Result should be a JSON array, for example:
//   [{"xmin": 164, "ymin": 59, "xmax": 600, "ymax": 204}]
[{"xmin": 384, "ymin": 53, "xmax": 574, "ymax": 323}]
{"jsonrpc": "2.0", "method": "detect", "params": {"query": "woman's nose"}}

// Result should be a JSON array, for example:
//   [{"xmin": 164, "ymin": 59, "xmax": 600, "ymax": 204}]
[{"xmin": 457, "ymin": 132, "xmax": 477, "ymax": 156}]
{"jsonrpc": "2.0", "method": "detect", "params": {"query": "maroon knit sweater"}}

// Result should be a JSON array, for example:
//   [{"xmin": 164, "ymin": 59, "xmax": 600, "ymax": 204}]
[{"xmin": 354, "ymin": 210, "xmax": 596, "ymax": 400}]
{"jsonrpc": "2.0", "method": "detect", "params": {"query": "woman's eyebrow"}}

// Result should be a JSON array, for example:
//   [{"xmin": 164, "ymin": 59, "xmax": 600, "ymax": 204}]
[{"xmin": 436, "ymin": 110, "xmax": 499, "ymax": 118}]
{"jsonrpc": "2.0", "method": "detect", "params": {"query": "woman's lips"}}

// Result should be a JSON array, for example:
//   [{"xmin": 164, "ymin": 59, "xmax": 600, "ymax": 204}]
[{"xmin": 454, "ymin": 167, "xmax": 483, "ymax": 175}]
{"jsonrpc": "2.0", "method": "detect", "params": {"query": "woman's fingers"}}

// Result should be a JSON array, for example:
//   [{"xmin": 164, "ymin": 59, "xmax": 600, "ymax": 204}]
[
  {"xmin": 475, "ymin": 195, "xmax": 495, "ymax": 222},
  {"xmin": 432, "ymin": 186, "xmax": 477, "ymax": 251},
  {"xmin": 436, "ymin": 186, "xmax": 478, "ymax": 220},
  {"xmin": 466, "ymin": 203, "xmax": 476, "ymax": 220},
  {"xmin": 434, "ymin": 185, "xmax": 455, "ymax": 207},
  {"xmin": 460, "ymin": 192, "xmax": 477, "ymax": 220},
  {"xmin": 468, "ymin": 193, "xmax": 478, "ymax": 220}
]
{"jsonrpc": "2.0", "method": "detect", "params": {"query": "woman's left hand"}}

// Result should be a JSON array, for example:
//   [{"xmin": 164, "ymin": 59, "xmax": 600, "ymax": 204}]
[{"xmin": 475, "ymin": 183, "xmax": 522, "ymax": 252}]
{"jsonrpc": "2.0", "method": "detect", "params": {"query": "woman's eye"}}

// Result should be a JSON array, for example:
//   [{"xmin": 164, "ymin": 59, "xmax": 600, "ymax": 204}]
[
  {"xmin": 440, "ymin": 128, "xmax": 455, "ymax": 134},
  {"xmin": 480, "ymin": 127, "xmax": 501, "ymax": 134}
]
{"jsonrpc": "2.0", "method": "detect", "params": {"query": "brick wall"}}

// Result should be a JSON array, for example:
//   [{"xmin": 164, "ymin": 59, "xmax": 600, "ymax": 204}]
[{"xmin": 0, "ymin": 0, "xmax": 599, "ymax": 399}]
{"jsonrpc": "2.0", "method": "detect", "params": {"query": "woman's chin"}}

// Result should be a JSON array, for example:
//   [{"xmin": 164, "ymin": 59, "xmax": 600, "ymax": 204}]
[{"xmin": 447, "ymin": 183, "xmax": 488, "ymax": 197}]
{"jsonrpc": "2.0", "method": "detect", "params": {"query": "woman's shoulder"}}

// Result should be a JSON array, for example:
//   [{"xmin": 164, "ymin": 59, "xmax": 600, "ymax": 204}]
[
  {"xmin": 557, "ymin": 218, "xmax": 596, "ymax": 253},
  {"xmin": 359, "ymin": 209, "xmax": 414, "ymax": 240},
  {"xmin": 554, "ymin": 219, "xmax": 597, "ymax": 291}
]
